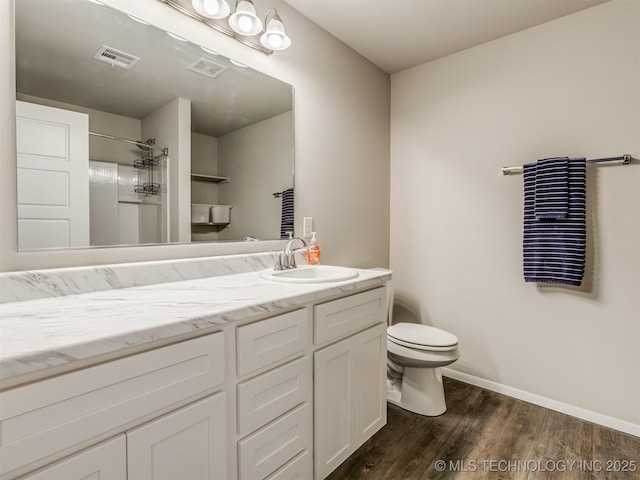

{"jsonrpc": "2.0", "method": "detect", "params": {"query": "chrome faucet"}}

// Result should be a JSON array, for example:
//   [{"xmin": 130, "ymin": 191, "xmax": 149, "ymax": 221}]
[{"xmin": 275, "ymin": 237, "xmax": 307, "ymax": 270}]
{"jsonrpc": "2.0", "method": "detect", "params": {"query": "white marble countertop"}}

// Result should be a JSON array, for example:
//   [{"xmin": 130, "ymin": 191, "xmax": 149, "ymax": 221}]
[{"xmin": 0, "ymin": 267, "xmax": 391, "ymax": 386}]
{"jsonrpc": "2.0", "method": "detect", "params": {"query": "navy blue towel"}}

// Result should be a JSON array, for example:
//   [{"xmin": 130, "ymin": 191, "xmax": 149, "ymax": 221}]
[
  {"xmin": 534, "ymin": 157, "xmax": 569, "ymax": 219},
  {"xmin": 280, "ymin": 187, "xmax": 294, "ymax": 239},
  {"xmin": 523, "ymin": 158, "xmax": 586, "ymax": 286}
]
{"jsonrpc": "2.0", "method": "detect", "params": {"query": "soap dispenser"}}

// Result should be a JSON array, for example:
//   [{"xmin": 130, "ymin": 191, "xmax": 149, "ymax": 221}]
[{"xmin": 307, "ymin": 232, "xmax": 321, "ymax": 265}]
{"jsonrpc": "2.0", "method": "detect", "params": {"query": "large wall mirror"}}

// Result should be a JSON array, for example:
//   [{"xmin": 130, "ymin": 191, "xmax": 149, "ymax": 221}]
[{"xmin": 15, "ymin": 0, "xmax": 294, "ymax": 251}]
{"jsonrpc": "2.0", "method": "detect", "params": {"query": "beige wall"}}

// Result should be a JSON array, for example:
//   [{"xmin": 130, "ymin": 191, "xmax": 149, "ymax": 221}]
[
  {"xmin": 142, "ymin": 97, "xmax": 192, "ymax": 243},
  {"xmin": 390, "ymin": 0, "xmax": 639, "ymax": 428},
  {"xmin": 191, "ymin": 133, "xmax": 219, "ymax": 183},
  {"xmin": 191, "ymin": 132, "xmax": 220, "ymax": 242},
  {"xmin": 0, "ymin": 0, "xmax": 390, "ymax": 271},
  {"xmin": 218, "ymin": 111, "xmax": 294, "ymax": 241}
]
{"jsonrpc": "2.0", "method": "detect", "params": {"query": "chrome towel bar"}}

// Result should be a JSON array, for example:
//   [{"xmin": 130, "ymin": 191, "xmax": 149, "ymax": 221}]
[{"xmin": 502, "ymin": 154, "xmax": 631, "ymax": 175}]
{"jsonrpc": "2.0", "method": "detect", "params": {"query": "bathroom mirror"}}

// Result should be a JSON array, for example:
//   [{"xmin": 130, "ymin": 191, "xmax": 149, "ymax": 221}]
[{"xmin": 14, "ymin": 0, "xmax": 294, "ymax": 251}]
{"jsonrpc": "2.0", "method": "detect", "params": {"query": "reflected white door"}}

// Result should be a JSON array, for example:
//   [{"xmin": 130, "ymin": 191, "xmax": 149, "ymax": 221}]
[{"xmin": 16, "ymin": 100, "xmax": 89, "ymax": 249}]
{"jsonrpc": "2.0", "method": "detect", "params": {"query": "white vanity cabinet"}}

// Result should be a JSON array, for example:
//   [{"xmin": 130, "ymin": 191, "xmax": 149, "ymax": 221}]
[
  {"xmin": 1, "ymin": 280, "xmax": 390, "ymax": 480},
  {"xmin": 1, "ymin": 332, "xmax": 227, "ymax": 480},
  {"xmin": 313, "ymin": 287, "xmax": 388, "ymax": 480}
]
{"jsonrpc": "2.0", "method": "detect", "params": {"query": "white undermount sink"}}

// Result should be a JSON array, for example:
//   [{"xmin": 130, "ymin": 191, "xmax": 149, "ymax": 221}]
[{"xmin": 260, "ymin": 265, "xmax": 359, "ymax": 283}]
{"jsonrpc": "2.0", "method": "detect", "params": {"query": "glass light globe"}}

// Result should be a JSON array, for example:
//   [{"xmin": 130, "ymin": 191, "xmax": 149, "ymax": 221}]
[
  {"xmin": 259, "ymin": 15, "xmax": 291, "ymax": 50},
  {"xmin": 202, "ymin": 0, "xmax": 219, "ymax": 16},
  {"xmin": 229, "ymin": 0, "xmax": 262, "ymax": 35},
  {"xmin": 267, "ymin": 34, "xmax": 282, "ymax": 49},
  {"xmin": 193, "ymin": 0, "xmax": 230, "ymax": 19},
  {"xmin": 238, "ymin": 15, "xmax": 253, "ymax": 33}
]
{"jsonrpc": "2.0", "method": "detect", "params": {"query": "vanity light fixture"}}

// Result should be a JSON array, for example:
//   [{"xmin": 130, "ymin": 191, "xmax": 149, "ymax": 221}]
[
  {"xmin": 158, "ymin": 0, "xmax": 291, "ymax": 55},
  {"xmin": 259, "ymin": 9, "xmax": 290, "ymax": 51}
]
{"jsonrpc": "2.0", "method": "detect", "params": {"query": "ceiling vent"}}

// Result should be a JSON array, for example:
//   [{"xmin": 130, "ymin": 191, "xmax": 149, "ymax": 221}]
[
  {"xmin": 188, "ymin": 58, "xmax": 228, "ymax": 79},
  {"xmin": 93, "ymin": 45, "xmax": 141, "ymax": 70}
]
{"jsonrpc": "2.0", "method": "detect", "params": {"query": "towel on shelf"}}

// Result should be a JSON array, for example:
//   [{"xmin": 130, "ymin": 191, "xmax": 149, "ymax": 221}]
[
  {"xmin": 534, "ymin": 157, "xmax": 569, "ymax": 219},
  {"xmin": 280, "ymin": 187, "xmax": 294, "ymax": 239},
  {"xmin": 523, "ymin": 158, "xmax": 586, "ymax": 286}
]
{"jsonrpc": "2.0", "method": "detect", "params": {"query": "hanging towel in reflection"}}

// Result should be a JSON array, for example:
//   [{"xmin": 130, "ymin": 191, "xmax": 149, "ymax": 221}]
[
  {"xmin": 280, "ymin": 187, "xmax": 294, "ymax": 239},
  {"xmin": 523, "ymin": 158, "xmax": 586, "ymax": 286},
  {"xmin": 534, "ymin": 157, "xmax": 569, "ymax": 219}
]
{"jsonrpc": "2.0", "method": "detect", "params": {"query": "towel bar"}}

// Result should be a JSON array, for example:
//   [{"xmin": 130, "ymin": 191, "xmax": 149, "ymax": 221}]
[{"xmin": 502, "ymin": 154, "xmax": 631, "ymax": 175}]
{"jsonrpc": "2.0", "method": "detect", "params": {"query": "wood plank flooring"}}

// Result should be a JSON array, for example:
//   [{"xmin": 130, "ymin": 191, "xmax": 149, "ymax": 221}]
[{"xmin": 327, "ymin": 378, "xmax": 640, "ymax": 480}]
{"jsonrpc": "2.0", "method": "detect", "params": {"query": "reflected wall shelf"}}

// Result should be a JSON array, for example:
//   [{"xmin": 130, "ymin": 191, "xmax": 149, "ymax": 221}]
[{"xmin": 191, "ymin": 173, "xmax": 230, "ymax": 184}]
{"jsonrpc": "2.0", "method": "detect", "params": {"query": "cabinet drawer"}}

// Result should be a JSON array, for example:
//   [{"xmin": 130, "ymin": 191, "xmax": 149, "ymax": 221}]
[
  {"xmin": 0, "ymin": 332, "xmax": 225, "ymax": 478},
  {"xmin": 237, "ymin": 356, "xmax": 310, "ymax": 436},
  {"xmin": 237, "ymin": 309, "xmax": 308, "ymax": 377},
  {"xmin": 238, "ymin": 403, "xmax": 311, "ymax": 480},
  {"xmin": 314, "ymin": 287, "xmax": 387, "ymax": 345},
  {"xmin": 18, "ymin": 435, "xmax": 126, "ymax": 480},
  {"xmin": 265, "ymin": 450, "xmax": 312, "ymax": 480}
]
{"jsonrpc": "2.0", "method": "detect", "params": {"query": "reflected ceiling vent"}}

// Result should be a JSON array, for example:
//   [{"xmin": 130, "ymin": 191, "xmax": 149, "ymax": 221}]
[
  {"xmin": 188, "ymin": 57, "xmax": 228, "ymax": 79},
  {"xmin": 93, "ymin": 45, "xmax": 141, "ymax": 70}
]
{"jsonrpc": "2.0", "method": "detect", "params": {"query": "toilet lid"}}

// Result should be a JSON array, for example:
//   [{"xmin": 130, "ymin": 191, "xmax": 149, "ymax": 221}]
[{"xmin": 387, "ymin": 323, "xmax": 458, "ymax": 348}]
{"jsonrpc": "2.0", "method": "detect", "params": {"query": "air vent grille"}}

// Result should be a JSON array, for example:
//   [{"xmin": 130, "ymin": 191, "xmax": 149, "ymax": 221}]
[
  {"xmin": 93, "ymin": 45, "xmax": 141, "ymax": 70},
  {"xmin": 188, "ymin": 58, "xmax": 228, "ymax": 79}
]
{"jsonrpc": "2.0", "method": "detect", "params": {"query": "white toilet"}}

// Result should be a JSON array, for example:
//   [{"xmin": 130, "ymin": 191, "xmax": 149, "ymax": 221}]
[{"xmin": 386, "ymin": 322, "xmax": 460, "ymax": 416}]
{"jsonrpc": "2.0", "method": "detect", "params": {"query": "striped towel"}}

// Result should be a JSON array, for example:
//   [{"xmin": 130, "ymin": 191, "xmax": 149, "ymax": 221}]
[
  {"xmin": 280, "ymin": 187, "xmax": 294, "ymax": 239},
  {"xmin": 534, "ymin": 157, "xmax": 569, "ymax": 219},
  {"xmin": 523, "ymin": 158, "xmax": 586, "ymax": 286}
]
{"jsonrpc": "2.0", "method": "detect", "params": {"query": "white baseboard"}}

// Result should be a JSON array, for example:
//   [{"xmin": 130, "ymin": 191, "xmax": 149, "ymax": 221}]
[{"xmin": 441, "ymin": 368, "xmax": 640, "ymax": 438}]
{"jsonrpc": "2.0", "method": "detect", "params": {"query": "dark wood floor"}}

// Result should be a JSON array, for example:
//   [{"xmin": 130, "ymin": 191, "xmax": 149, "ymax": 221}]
[{"xmin": 327, "ymin": 378, "xmax": 640, "ymax": 480}]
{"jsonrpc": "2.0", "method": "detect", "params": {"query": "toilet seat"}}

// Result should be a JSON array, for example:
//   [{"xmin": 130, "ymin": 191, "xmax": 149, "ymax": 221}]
[{"xmin": 387, "ymin": 323, "xmax": 458, "ymax": 352}]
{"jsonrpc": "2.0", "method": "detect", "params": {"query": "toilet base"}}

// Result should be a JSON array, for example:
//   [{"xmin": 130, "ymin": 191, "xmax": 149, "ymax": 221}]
[{"xmin": 386, "ymin": 366, "xmax": 447, "ymax": 416}]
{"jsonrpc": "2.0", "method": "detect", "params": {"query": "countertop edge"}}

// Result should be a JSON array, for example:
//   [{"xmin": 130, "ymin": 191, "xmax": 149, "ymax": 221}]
[{"xmin": 0, "ymin": 270, "xmax": 392, "ymax": 389}]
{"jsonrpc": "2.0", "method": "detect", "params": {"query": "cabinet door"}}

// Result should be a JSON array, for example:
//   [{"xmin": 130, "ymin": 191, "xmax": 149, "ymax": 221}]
[
  {"xmin": 314, "ymin": 323, "xmax": 387, "ymax": 480},
  {"xmin": 314, "ymin": 337, "xmax": 354, "ymax": 480},
  {"xmin": 19, "ymin": 435, "xmax": 126, "ymax": 480},
  {"xmin": 353, "ymin": 323, "xmax": 387, "ymax": 441},
  {"xmin": 127, "ymin": 392, "xmax": 227, "ymax": 480}
]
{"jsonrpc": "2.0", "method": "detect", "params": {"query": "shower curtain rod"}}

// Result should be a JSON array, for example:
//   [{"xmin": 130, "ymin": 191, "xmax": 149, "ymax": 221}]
[
  {"xmin": 501, "ymin": 154, "xmax": 631, "ymax": 176},
  {"xmin": 89, "ymin": 131, "xmax": 169, "ymax": 156}
]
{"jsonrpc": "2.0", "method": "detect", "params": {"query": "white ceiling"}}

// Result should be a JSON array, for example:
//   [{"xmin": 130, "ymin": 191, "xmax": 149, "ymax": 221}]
[{"xmin": 284, "ymin": 0, "xmax": 608, "ymax": 74}]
